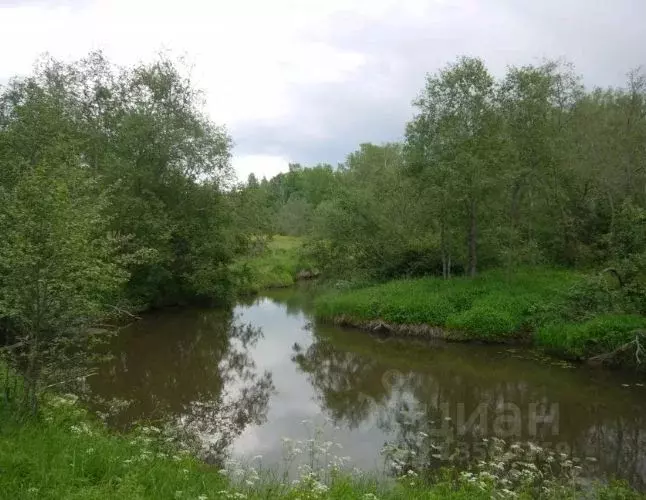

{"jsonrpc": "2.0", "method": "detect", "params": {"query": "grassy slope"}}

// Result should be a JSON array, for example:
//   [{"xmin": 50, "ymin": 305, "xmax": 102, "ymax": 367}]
[
  {"xmin": 233, "ymin": 236, "xmax": 307, "ymax": 294},
  {"xmin": 314, "ymin": 268, "xmax": 646, "ymax": 360}
]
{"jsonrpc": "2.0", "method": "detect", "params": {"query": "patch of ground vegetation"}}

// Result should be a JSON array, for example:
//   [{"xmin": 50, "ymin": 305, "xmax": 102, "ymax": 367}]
[{"xmin": 315, "ymin": 268, "xmax": 646, "ymax": 365}]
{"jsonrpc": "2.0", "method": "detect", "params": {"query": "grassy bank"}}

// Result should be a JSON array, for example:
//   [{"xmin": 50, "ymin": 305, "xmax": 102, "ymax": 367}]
[
  {"xmin": 0, "ymin": 395, "xmax": 640, "ymax": 499},
  {"xmin": 233, "ymin": 236, "xmax": 310, "ymax": 294},
  {"xmin": 314, "ymin": 268, "xmax": 646, "ymax": 363}
]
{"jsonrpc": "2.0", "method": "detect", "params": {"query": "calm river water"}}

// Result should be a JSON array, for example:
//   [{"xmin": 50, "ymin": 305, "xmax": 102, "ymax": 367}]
[{"xmin": 90, "ymin": 286, "xmax": 646, "ymax": 489}]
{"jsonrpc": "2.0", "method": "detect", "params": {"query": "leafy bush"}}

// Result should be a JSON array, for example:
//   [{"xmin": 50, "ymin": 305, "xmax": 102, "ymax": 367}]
[{"xmin": 232, "ymin": 236, "xmax": 310, "ymax": 294}]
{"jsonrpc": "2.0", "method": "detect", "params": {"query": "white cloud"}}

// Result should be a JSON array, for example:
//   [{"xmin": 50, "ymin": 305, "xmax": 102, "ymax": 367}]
[
  {"xmin": 1, "ymin": 0, "xmax": 645, "ymax": 178},
  {"xmin": 232, "ymin": 154, "xmax": 290, "ymax": 182},
  {"xmin": 0, "ymin": 0, "xmax": 380, "ymax": 180}
]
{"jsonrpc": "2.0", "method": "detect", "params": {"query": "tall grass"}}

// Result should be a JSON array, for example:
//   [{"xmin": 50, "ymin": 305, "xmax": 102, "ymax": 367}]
[
  {"xmin": 315, "ymin": 268, "xmax": 646, "ymax": 363},
  {"xmin": 537, "ymin": 314, "xmax": 646, "ymax": 359},
  {"xmin": 315, "ymin": 268, "xmax": 581, "ymax": 341}
]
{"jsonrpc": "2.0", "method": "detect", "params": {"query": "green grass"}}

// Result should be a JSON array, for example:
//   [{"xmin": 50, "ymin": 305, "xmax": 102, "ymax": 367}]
[
  {"xmin": 537, "ymin": 314, "xmax": 646, "ymax": 360},
  {"xmin": 233, "ymin": 236, "xmax": 309, "ymax": 294},
  {"xmin": 315, "ymin": 268, "xmax": 581, "ymax": 341},
  {"xmin": 315, "ymin": 267, "xmax": 646, "ymax": 363},
  {"xmin": 0, "ymin": 395, "xmax": 640, "ymax": 499},
  {"xmin": 0, "ymin": 399, "xmax": 228, "ymax": 499}
]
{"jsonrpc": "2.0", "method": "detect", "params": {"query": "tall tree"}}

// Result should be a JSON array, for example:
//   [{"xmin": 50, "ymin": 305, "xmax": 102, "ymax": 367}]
[{"xmin": 406, "ymin": 57, "xmax": 503, "ymax": 276}]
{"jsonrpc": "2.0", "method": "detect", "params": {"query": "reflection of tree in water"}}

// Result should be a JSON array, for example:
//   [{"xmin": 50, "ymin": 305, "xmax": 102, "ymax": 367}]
[
  {"xmin": 264, "ymin": 283, "xmax": 318, "ymax": 317},
  {"xmin": 292, "ymin": 329, "xmax": 646, "ymax": 490},
  {"xmin": 292, "ymin": 338, "xmax": 390, "ymax": 428},
  {"xmin": 89, "ymin": 308, "xmax": 274, "ymax": 459}
]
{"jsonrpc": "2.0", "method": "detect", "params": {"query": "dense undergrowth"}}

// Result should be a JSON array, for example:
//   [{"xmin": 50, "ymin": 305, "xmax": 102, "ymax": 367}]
[
  {"xmin": 0, "ymin": 392, "xmax": 641, "ymax": 500},
  {"xmin": 233, "ymin": 236, "xmax": 311, "ymax": 295},
  {"xmin": 315, "ymin": 268, "xmax": 646, "ymax": 364}
]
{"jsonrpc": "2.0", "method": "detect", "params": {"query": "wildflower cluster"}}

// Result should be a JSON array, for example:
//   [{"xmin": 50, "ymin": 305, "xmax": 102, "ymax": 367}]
[
  {"xmin": 457, "ymin": 438, "xmax": 587, "ymax": 498},
  {"xmin": 215, "ymin": 418, "xmax": 356, "ymax": 499}
]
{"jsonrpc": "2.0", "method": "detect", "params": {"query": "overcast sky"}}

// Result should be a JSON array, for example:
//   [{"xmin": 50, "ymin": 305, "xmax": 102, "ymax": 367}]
[{"xmin": 1, "ymin": 0, "xmax": 645, "ymax": 181}]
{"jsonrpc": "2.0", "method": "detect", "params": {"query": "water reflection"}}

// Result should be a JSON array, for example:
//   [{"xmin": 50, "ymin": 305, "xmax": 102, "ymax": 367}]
[
  {"xmin": 89, "ymin": 307, "xmax": 274, "ymax": 459},
  {"xmin": 294, "ymin": 322, "xmax": 646, "ymax": 489},
  {"xmin": 89, "ymin": 289, "xmax": 646, "ymax": 490}
]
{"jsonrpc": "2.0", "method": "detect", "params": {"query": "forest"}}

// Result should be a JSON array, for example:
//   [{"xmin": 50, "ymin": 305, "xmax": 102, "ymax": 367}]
[{"xmin": 1, "ymin": 52, "xmax": 646, "ymax": 499}]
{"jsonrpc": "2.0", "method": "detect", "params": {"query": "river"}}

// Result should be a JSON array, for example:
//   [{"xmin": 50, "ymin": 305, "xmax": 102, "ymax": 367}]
[{"xmin": 89, "ymin": 285, "xmax": 646, "ymax": 489}]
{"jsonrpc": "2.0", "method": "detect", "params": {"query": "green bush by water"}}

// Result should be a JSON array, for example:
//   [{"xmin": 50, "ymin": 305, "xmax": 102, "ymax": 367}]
[
  {"xmin": 232, "ymin": 236, "xmax": 310, "ymax": 294},
  {"xmin": 537, "ymin": 314, "xmax": 646, "ymax": 359}
]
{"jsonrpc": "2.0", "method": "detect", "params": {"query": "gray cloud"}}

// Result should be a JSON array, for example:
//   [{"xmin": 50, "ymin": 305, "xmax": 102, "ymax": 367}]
[{"xmin": 233, "ymin": 0, "xmax": 646, "ymax": 166}]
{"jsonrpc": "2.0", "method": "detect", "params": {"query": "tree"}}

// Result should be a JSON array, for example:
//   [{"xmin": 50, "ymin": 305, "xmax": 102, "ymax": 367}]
[
  {"xmin": 0, "ymin": 159, "xmax": 127, "ymax": 411},
  {"xmin": 0, "ymin": 52, "xmax": 237, "ymax": 308},
  {"xmin": 406, "ymin": 57, "xmax": 503, "ymax": 276},
  {"xmin": 0, "ymin": 51, "xmax": 240, "ymax": 409}
]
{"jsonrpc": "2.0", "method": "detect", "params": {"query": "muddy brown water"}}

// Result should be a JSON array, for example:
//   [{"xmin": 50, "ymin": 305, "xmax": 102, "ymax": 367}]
[{"xmin": 89, "ymin": 286, "xmax": 646, "ymax": 489}]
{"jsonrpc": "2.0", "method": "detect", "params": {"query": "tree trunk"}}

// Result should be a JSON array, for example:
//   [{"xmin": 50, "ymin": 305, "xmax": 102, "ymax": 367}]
[
  {"xmin": 440, "ymin": 218, "xmax": 448, "ymax": 279},
  {"xmin": 468, "ymin": 199, "xmax": 477, "ymax": 277},
  {"xmin": 608, "ymin": 191, "xmax": 616, "ymax": 256}
]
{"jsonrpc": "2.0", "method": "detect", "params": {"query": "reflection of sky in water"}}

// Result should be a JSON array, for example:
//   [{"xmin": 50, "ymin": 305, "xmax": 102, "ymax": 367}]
[
  {"xmin": 91, "ymin": 291, "xmax": 646, "ymax": 491},
  {"xmin": 231, "ymin": 298, "xmax": 394, "ymax": 471},
  {"xmin": 229, "ymin": 296, "xmax": 646, "ymax": 489}
]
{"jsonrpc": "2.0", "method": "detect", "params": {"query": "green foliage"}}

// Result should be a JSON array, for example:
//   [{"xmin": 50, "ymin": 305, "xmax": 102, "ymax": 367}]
[
  {"xmin": 537, "ymin": 315, "xmax": 646, "ymax": 360},
  {"xmin": 316, "ymin": 265, "xmax": 646, "ymax": 362},
  {"xmin": 236, "ymin": 163, "xmax": 339, "ymax": 239},
  {"xmin": 253, "ymin": 58, "xmax": 646, "ymax": 289},
  {"xmin": 445, "ymin": 305, "xmax": 517, "ymax": 340},
  {"xmin": 232, "ymin": 236, "xmax": 311, "ymax": 294},
  {"xmin": 315, "ymin": 269, "xmax": 580, "ymax": 341},
  {"xmin": 0, "ymin": 158, "xmax": 127, "ymax": 409},
  {"xmin": 0, "ymin": 395, "xmax": 230, "ymax": 500},
  {"xmin": 0, "ymin": 52, "xmax": 241, "ymax": 409},
  {"xmin": 0, "ymin": 52, "xmax": 237, "ymax": 311}
]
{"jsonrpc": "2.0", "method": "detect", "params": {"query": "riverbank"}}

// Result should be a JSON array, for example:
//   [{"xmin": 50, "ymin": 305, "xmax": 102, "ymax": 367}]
[
  {"xmin": 1, "ymin": 394, "xmax": 640, "ymax": 499},
  {"xmin": 232, "ymin": 236, "xmax": 316, "ymax": 295},
  {"xmin": 314, "ymin": 268, "xmax": 646, "ymax": 367}
]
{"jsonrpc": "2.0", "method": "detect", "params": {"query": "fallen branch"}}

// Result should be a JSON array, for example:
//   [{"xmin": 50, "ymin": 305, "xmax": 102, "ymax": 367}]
[
  {"xmin": 40, "ymin": 371, "xmax": 98, "ymax": 391},
  {"xmin": 587, "ymin": 330, "xmax": 645, "ymax": 367},
  {"xmin": 107, "ymin": 305, "xmax": 141, "ymax": 321}
]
